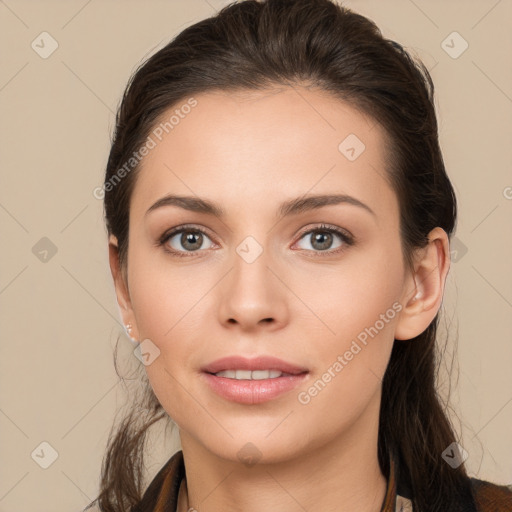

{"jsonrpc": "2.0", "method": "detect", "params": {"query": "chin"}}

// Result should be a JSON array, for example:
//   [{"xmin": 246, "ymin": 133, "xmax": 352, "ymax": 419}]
[{"xmin": 185, "ymin": 422, "xmax": 314, "ymax": 466}]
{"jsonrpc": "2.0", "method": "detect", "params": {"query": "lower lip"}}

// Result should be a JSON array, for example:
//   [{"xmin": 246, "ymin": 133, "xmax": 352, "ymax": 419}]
[{"xmin": 202, "ymin": 372, "xmax": 308, "ymax": 404}]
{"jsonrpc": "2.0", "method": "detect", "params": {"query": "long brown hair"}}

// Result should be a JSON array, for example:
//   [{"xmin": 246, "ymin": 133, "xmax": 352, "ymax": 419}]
[{"xmin": 88, "ymin": 1, "xmax": 473, "ymax": 510}]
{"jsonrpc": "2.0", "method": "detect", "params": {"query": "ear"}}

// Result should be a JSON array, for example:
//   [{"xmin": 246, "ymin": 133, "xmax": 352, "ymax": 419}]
[
  {"xmin": 109, "ymin": 234, "xmax": 140, "ymax": 341},
  {"xmin": 394, "ymin": 227, "xmax": 451, "ymax": 341}
]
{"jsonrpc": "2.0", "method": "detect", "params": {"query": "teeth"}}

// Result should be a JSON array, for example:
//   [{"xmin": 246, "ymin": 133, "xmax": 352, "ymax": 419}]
[
  {"xmin": 214, "ymin": 369, "xmax": 284, "ymax": 380},
  {"xmin": 216, "ymin": 370, "xmax": 236, "ymax": 378},
  {"xmin": 236, "ymin": 370, "xmax": 252, "ymax": 380}
]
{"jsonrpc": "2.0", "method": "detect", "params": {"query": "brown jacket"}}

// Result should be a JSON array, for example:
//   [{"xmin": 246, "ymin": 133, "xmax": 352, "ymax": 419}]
[{"xmin": 86, "ymin": 449, "xmax": 512, "ymax": 511}]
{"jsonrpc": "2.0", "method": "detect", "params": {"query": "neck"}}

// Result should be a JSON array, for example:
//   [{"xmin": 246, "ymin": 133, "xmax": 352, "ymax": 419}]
[{"xmin": 177, "ymin": 396, "xmax": 388, "ymax": 512}]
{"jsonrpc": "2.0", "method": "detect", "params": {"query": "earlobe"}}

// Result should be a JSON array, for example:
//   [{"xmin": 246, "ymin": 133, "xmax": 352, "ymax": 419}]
[
  {"xmin": 394, "ymin": 227, "xmax": 450, "ymax": 341},
  {"xmin": 108, "ymin": 235, "xmax": 139, "ymax": 340}
]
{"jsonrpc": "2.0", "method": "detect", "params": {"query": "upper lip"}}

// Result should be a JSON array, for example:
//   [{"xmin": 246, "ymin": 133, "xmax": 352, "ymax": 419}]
[{"xmin": 202, "ymin": 356, "xmax": 308, "ymax": 375}]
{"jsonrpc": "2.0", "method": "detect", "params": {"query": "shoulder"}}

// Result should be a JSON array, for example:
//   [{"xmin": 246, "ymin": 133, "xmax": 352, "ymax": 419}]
[{"xmin": 470, "ymin": 477, "xmax": 512, "ymax": 511}]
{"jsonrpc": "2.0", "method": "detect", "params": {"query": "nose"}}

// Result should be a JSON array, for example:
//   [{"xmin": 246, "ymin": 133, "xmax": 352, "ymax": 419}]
[{"xmin": 216, "ymin": 248, "xmax": 289, "ymax": 332}]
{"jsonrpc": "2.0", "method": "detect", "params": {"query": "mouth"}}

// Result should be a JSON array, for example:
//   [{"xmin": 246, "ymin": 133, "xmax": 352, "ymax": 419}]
[
  {"xmin": 201, "ymin": 356, "xmax": 309, "ymax": 404},
  {"xmin": 212, "ymin": 369, "xmax": 295, "ymax": 379},
  {"xmin": 202, "ymin": 355, "xmax": 308, "ymax": 375}
]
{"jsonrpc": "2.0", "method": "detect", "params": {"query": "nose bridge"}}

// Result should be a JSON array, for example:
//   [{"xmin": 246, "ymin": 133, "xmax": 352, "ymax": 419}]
[{"xmin": 217, "ymin": 233, "xmax": 288, "ymax": 328}]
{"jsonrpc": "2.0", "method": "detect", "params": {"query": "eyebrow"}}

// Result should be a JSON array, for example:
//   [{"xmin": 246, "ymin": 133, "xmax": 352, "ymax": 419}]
[{"xmin": 145, "ymin": 193, "xmax": 376, "ymax": 219}]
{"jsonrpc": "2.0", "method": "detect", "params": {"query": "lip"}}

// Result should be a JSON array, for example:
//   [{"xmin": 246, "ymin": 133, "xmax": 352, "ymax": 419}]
[
  {"xmin": 202, "ymin": 355, "xmax": 308, "ymax": 375},
  {"xmin": 201, "ymin": 356, "xmax": 309, "ymax": 405}
]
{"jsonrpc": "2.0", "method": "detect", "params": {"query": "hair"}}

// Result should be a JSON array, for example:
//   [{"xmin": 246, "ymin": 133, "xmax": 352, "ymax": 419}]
[{"xmin": 88, "ymin": 1, "xmax": 473, "ymax": 511}]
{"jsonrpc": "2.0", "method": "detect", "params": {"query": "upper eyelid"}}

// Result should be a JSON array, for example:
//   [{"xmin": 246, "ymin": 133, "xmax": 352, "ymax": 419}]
[
  {"xmin": 160, "ymin": 224, "xmax": 216, "ymax": 243},
  {"xmin": 296, "ymin": 223, "xmax": 352, "ymax": 239}
]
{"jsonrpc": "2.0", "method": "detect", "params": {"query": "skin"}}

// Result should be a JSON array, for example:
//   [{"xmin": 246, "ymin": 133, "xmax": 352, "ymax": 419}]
[{"xmin": 109, "ymin": 85, "xmax": 450, "ymax": 512}]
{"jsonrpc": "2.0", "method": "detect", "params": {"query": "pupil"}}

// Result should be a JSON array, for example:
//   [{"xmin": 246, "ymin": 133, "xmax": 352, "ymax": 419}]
[
  {"xmin": 182, "ymin": 231, "xmax": 201, "ymax": 250},
  {"xmin": 313, "ymin": 231, "xmax": 332, "ymax": 250}
]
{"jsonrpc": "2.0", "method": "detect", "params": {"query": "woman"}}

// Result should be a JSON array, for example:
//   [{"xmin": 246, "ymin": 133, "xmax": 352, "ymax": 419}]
[{"xmin": 86, "ymin": 0, "xmax": 512, "ymax": 511}]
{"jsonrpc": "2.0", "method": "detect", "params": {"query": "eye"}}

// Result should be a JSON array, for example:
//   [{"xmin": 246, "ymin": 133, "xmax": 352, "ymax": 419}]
[
  {"xmin": 159, "ymin": 225, "xmax": 216, "ymax": 257},
  {"xmin": 294, "ymin": 224, "xmax": 354, "ymax": 256},
  {"xmin": 158, "ymin": 223, "xmax": 354, "ymax": 258}
]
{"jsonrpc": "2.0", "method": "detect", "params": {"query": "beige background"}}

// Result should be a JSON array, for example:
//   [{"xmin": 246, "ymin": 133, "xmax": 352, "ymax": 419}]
[{"xmin": 0, "ymin": 0, "xmax": 511, "ymax": 511}]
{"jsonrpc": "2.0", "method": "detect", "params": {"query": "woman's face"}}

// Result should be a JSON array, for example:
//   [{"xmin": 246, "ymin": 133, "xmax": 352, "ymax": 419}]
[{"xmin": 118, "ymin": 86, "xmax": 419, "ymax": 464}]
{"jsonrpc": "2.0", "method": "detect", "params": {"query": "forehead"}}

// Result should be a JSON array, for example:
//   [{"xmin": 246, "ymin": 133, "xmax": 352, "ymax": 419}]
[{"xmin": 131, "ymin": 86, "xmax": 397, "ymax": 222}]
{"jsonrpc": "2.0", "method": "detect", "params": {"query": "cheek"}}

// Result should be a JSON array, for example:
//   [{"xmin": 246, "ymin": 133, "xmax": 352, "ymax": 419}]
[
  {"xmin": 128, "ymin": 261, "xmax": 203, "ymax": 424},
  {"xmin": 127, "ymin": 246, "xmax": 198, "ymax": 340},
  {"xmin": 294, "ymin": 280, "xmax": 400, "ymax": 434},
  {"xmin": 294, "ymin": 245, "xmax": 403, "ymax": 398},
  {"xmin": 297, "ymin": 245, "xmax": 404, "ymax": 349},
  {"xmin": 126, "ymin": 250, "xmax": 214, "ymax": 393}
]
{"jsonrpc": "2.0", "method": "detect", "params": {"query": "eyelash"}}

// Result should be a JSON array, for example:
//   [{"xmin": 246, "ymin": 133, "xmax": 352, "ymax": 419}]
[{"xmin": 158, "ymin": 223, "xmax": 355, "ymax": 258}]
